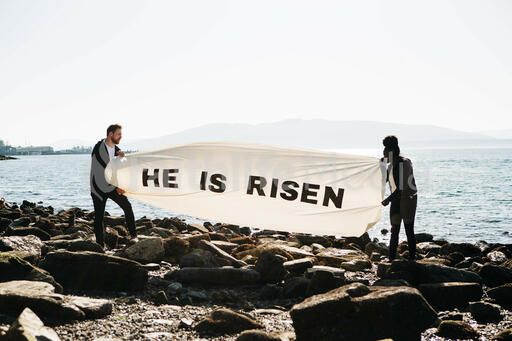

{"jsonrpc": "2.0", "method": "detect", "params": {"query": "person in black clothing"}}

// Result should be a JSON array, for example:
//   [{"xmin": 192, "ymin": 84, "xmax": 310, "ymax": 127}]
[
  {"xmin": 381, "ymin": 135, "xmax": 418, "ymax": 261},
  {"xmin": 90, "ymin": 124, "xmax": 137, "ymax": 248}
]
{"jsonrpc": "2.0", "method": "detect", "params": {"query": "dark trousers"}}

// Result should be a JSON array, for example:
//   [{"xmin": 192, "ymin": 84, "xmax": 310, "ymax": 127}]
[
  {"xmin": 91, "ymin": 191, "xmax": 136, "ymax": 246},
  {"xmin": 389, "ymin": 198, "xmax": 417, "ymax": 260}
]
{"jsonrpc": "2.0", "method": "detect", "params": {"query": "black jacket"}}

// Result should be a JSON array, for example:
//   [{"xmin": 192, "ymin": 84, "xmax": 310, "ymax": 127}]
[{"xmin": 90, "ymin": 138, "xmax": 120, "ymax": 200}]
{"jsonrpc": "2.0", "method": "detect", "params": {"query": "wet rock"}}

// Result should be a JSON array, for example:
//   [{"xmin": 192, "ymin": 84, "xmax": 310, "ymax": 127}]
[
  {"xmin": 121, "ymin": 237, "xmax": 165, "ymax": 263},
  {"xmin": 195, "ymin": 308, "xmax": 264, "ymax": 335},
  {"xmin": 480, "ymin": 263, "xmax": 512, "ymax": 287},
  {"xmin": 0, "ymin": 252, "xmax": 63, "ymax": 292},
  {"xmin": 469, "ymin": 301, "xmax": 502, "ymax": 323},
  {"xmin": 0, "ymin": 280, "xmax": 111, "ymax": 321},
  {"xmin": 40, "ymin": 250, "xmax": 148, "ymax": 291},
  {"xmin": 43, "ymin": 238, "xmax": 104, "ymax": 254},
  {"xmin": 255, "ymin": 251, "xmax": 288, "ymax": 283},
  {"xmin": 283, "ymin": 258, "xmax": 314, "ymax": 275},
  {"xmin": 0, "ymin": 235, "xmax": 43, "ymax": 263},
  {"xmin": 4, "ymin": 226, "xmax": 51, "ymax": 241},
  {"xmin": 487, "ymin": 283, "xmax": 512, "ymax": 307},
  {"xmin": 440, "ymin": 242, "xmax": 481, "ymax": 257},
  {"xmin": 167, "ymin": 267, "xmax": 261, "ymax": 285},
  {"xmin": 290, "ymin": 283, "xmax": 437, "ymax": 341},
  {"xmin": 3, "ymin": 307, "xmax": 61, "ymax": 341},
  {"xmin": 384, "ymin": 260, "xmax": 482, "ymax": 287},
  {"xmin": 0, "ymin": 209, "xmax": 21, "ymax": 220},
  {"xmin": 418, "ymin": 282, "xmax": 482, "ymax": 310},
  {"xmin": 7, "ymin": 217, "xmax": 31, "ymax": 228},
  {"xmin": 437, "ymin": 320, "xmax": 479, "ymax": 339}
]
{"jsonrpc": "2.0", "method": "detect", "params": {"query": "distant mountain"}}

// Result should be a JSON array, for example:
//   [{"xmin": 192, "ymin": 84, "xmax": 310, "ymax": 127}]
[
  {"xmin": 119, "ymin": 119, "xmax": 512, "ymax": 151},
  {"xmin": 478, "ymin": 129, "xmax": 512, "ymax": 139}
]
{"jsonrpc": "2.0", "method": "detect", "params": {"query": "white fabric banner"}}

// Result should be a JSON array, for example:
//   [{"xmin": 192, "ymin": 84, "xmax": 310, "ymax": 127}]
[{"xmin": 105, "ymin": 142, "xmax": 386, "ymax": 237}]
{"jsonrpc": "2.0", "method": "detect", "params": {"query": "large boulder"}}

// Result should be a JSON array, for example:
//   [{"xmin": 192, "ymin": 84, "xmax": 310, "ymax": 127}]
[
  {"xmin": 3, "ymin": 226, "xmax": 50, "ymax": 241},
  {"xmin": 121, "ymin": 237, "xmax": 165, "ymax": 263},
  {"xmin": 0, "ymin": 252, "xmax": 62, "ymax": 292},
  {"xmin": 384, "ymin": 260, "xmax": 482, "ymax": 286},
  {"xmin": 440, "ymin": 243, "xmax": 481, "ymax": 257},
  {"xmin": 0, "ymin": 280, "xmax": 112, "ymax": 321},
  {"xmin": 488, "ymin": 283, "xmax": 512, "ymax": 307},
  {"xmin": 2, "ymin": 307, "xmax": 61, "ymax": 341},
  {"xmin": 0, "ymin": 235, "xmax": 43, "ymax": 263},
  {"xmin": 469, "ymin": 301, "xmax": 502, "ymax": 323},
  {"xmin": 166, "ymin": 267, "xmax": 260, "ymax": 285},
  {"xmin": 40, "ymin": 250, "xmax": 148, "ymax": 291},
  {"xmin": 179, "ymin": 249, "xmax": 222, "ymax": 268},
  {"xmin": 290, "ymin": 283, "xmax": 437, "ymax": 341},
  {"xmin": 418, "ymin": 282, "xmax": 482, "ymax": 310},
  {"xmin": 479, "ymin": 263, "xmax": 512, "ymax": 288}
]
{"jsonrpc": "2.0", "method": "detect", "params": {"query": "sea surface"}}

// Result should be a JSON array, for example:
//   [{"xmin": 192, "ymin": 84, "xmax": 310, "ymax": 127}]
[{"xmin": 1, "ymin": 147, "xmax": 511, "ymax": 244}]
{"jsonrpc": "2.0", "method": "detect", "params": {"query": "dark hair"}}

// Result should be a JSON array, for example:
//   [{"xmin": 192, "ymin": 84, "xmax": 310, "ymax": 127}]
[
  {"xmin": 383, "ymin": 135, "xmax": 400, "ymax": 155},
  {"xmin": 107, "ymin": 124, "xmax": 122, "ymax": 136}
]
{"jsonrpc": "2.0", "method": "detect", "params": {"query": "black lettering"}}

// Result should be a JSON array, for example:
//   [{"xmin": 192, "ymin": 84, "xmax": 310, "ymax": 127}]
[
  {"xmin": 247, "ymin": 176, "xmax": 267, "ymax": 196},
  {"xmin": 280, "ymin": 180, "xmax": 299, "ymax": 201},
  {"xmin": 209, "ymin": 173, "xmax": 226, "ymax": 193},
  {"xmin": 142, "ymin": 168, "xmax": 159, "ymax": 187},
  {"xmin": 322, "ymin": 186, "xmax": 344, "ymax": 208},
  {"xmin": 163, "ymin": 169, "xmax": 179, "ymax": 188},
  {"xmin": 270, "ymin": 178, "xmax": 279, "ymax": 198},
  {"xmin": 301, "ymin": 183, "xmax": 320, "ymax": 204},
  {"xmin": 200, "ymin": 171, "xmax": 208, "ymax": 190}
]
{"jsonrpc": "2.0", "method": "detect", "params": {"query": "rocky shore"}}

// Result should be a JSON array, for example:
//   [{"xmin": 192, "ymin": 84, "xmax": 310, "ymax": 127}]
[
  {"xmin": 0, "ymin": 198, "xmax": 511, "ymax": 341},
  {"xmin": 0, "ymin": 155, "xmax": 17, "ymax": 160}
]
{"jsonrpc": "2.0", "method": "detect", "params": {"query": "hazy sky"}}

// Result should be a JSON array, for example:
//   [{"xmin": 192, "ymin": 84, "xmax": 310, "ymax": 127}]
[{"xmin": 1, "ymin": 0, "xmax": 511, "ymax": 146}]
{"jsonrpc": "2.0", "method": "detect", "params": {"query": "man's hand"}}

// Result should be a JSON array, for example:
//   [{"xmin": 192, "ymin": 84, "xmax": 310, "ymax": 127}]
[
  {"xmin": 381, "ymin": 198, "xmax": 390, "ymax": 206},
  {"xmin": 118, "ymin": 151, "xmax": 125, "ymax": 157},
  {"xmin": 116, "ymin": 187, "xmax": 126, "ymax": 195}
]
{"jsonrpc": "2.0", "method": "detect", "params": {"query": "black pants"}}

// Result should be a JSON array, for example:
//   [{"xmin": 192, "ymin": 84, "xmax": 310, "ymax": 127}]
[
  {"xmin": 91, "ymin": 191, "xmax": 136, "ymax": 246},
  {"xmin": 389, "ymin": 198, "xmax": 416, "ymax": 260}
]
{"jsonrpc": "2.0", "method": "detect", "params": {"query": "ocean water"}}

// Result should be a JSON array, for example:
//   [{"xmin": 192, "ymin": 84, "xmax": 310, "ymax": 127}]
[{"xmin": 0, "ymin": 148, "xmax": 511, "ymax": 244}]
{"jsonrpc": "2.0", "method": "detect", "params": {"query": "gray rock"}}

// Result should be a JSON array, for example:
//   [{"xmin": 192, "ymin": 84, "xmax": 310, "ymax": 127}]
[
  {"xmin": 0, "ymin": 252, "xmax": 63, "ymax": 292},
  {"xmin": 0, "ymin": 235, "xmax": 43, "ymax": 263},
  {"xmin": 122, "ymin": 237, "xmax": 165, "ymax": 263},
  {"xmin": 418, "ymin": 282, "xmax": 482, "ymax": 310},
  {"xmin": 255, "ymin": 251, "xmax": 288, "ymax": 283},
  {"xmin": 40, "ymin": 250, "xmax": 148, "ymax": 291},
  {"xmin": 3, "ymin": 307, "xmax": 61, "ymax": 341},
  {"xmin": 194, "ymin": 308, "xmax": 263, "ymax": 335},
  {"xmin": 290, "ymin": 283, "xmax": 437, "ymax": 341},
  {"xmin": 436, "ymin": 320, "xmax": 479, "ymax": 339},
  {"xmin": 384, "ymin": 260, "xmax": 482, "ymax": 286},
  {"xmin": 0, "ymin": 280, "xmax": 111, "ymax": 321},
  {"xmin": 469, "ymin": 301, "xmax": 502, "ymax": 323},
  {"xmin": 43, "ymin": 238, "xmax": 104, "ymax": 254},
  {"xmin": 166, "ymin": 267, "xmax": 261, "ymax": 285}
]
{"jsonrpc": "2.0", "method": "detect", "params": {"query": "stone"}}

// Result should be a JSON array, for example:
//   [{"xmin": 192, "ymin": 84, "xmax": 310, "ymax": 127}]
[
  {"xmin": 4, "ymin": 226, "xmax": 51, "ymax": 241},
  {"xmin": 283, "ymin": 276, "xmax": 310, "ymax": 298},
  {"xmin": 488, "ymin": 250, "xmax": 508, "ymax": 264},
  {"xmin": 211, "ymin": 240, "xmax": 239, "ymax": 253},
  {"xmin": 3, "ymin": 307, "xmax": 60, "ymax": 341},
  {"xmin": 480, "ymin": 263, "xmax": 512, "ymax": 287},
  {"xmin": 384, "ymin": 260, "xmax": 482, "ymax": 287},
  {"xmin": 283, "ymin": 258, "xmax": 314, "ymax": 274},
  {"xmin": 153, "ymin": 290, "xmax": 168, "ymax": 305},
  {"xmin": 469, "ymin": 301, "xmax": 502, "ymax": 323},
  {"xmin": 440, "ymin": 243, "xmax": 481, "ymax": 257},
  {"xmin": 295, "ymin": 234, "xmax": 332, "ymax": 247},
  {"xmin": 163, "ymin": 236, "xmax": 190, "ymax": 261},
  {"xmin": 414, "ymin": 233, "xmax": 434, "ymax": 243},
  {"xmin": 306, "ymin": 268, "xmax": 345, "ymax": 297},
  {"xmin": 199, "ymin": 240, "xmax": 246, "ymax": 267},
  {"xmin": 0, "ymin": 252, "xmax": 63, "ymax": 292},
  {"xmin": 418, "ymin": 282, "xmax": 483, "ymax": 310},
  {"xmin": 0, "ymin": 280, "xmax": 111, "ymax": 321},
  {"xmin": 365, "ymin": 242, "xmax": 389, "ymax": 257},
  {"xmin": 40, "ymin": 250, "xmax": 148, "ymax": 291},
  {"xmin": 339, "ymin": 259, "xmax": 372, "ymax": 272},
  {"xmin": 236, "ymin": 329, "xmax": 287, "ymax": 341},
  {"xmin": 290, "ymin": 283, "xmax": 437, "ymax": 341},
  {"xmin": 43, "ymin": 239, "xmax": 104, "ymax": 254},
  {"xmin": 417, "ymin": 242, "xmax": 442, "ymax": 255},
  {"xmin": 488, "ymin": 283, "xmax": 512, "ymax": 307},
  {"xmin": 0, "ymin": 235, "xmax": 43, "ymax": 263},
  {"xmin": 436, "ymin": 320, "xmax": 479, "ymax": 339},
  {"xmin": 166, "ymin": 267, "xmax": 261, "ymax": 285},
  {"xmin": 194, "ymin": 308, "xmax": 263, "ymax": 335},
  {"xmin": 372, "ymin": 279, "xmax": 410, "ymax": 287},
  {"xmin": 122, "ymin": 237, "xmax": 165, "ymax": 263},
  {"xmin": 255, "ymin": 251, "xmax": 288, "ymax": 283},
  {"xmin": 8, "ymin": 217, "xmax": 31, "ymax": 228},
  {"xmin": 179, "ymin": 249, "xmax": 222, "ymax": 268}
]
